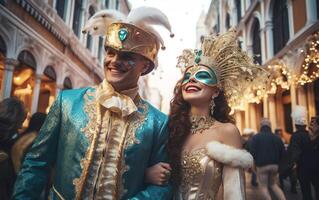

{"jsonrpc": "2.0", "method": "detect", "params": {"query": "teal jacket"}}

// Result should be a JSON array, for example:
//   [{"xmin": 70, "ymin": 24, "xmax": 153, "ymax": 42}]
[{"xmin": 13, "ymin": 87, "xmax": 172, "ymax": 200}]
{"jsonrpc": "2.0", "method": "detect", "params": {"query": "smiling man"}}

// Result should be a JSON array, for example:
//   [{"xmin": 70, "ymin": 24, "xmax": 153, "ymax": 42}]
[{"xmin": 13, "ymin": 7, "xmax": 173, "ymax": 200}]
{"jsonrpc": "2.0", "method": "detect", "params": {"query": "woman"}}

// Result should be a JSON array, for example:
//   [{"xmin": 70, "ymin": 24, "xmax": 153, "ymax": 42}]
[{"xmin": 146, "ymin": 29, "xmax": 269, "ymax": 199}]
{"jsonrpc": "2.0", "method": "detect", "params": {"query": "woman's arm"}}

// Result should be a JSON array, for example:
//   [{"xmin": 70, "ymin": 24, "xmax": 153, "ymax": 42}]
[{"xmin": 206, "ymin": 124, "xmax": 253, "ymax": 200}]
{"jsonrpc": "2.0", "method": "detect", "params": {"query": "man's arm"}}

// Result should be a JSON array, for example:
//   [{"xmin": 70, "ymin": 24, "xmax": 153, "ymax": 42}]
[
  {"xmin": 130, "ymin": 118, "xmax": 173, "ymax": 200},
  {"xmin": 13, "ymin": 92, "xmax": 62, "ymax": 199}
]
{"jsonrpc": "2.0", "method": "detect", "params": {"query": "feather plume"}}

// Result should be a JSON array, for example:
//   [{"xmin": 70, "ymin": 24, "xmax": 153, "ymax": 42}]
[
  {"xmin": 82, "ymin": 9, "xmax": 125, "ymax": 35},
  {"xmin": 127, "ymin": 7, "xmax": 173, "ymax": 35}
]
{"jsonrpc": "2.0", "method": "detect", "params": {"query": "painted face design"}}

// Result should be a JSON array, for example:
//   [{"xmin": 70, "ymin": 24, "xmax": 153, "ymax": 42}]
[{"xmin": 182, "ymin": 65, "xmax": 218, "ymax": 87}]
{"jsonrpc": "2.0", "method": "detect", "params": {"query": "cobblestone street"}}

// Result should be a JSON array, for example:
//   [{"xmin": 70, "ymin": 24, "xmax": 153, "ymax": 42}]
[{"xmin": 245, "ymin": 173, "xmax": 303, "ymax": 200}]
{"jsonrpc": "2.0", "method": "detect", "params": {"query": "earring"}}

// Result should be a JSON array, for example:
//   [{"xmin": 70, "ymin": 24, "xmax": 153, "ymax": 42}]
[{"xmin": 210, "ymin": 93, "xmax": 218, "ymax": 116}]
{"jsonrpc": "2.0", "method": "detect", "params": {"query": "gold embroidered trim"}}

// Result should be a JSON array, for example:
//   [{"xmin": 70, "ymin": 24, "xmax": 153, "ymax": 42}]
[
  {"xmin": 124, "ymin": 98, "xmax": 149, "ymax": 149},
  {"xmin": 119, "ymin": 97, "xmax": 149, "ymax": 198},
  {"xmin": 181, "ymin": 148, "xmax": 206, "ymax": 188},
  {"xmin": 73, "ymin": 87, "xmax": 101, "ymax": 199},
  {"xmin": 94, "ymin": 115, "xmax": 129, "ymax": 199},
  {"xmin": 52, "ymin": 185, "xmax": 65, "ymax": 200}
]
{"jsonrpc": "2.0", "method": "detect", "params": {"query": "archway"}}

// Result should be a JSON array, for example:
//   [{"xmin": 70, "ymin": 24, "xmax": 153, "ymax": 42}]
[
  {"xmin": 12, "ymin": 50, "xmax": 36, "ymax": 113},
  {"xmin": 252, "ymin": 18, "xmax": 262, "ymax": 64},
  {"xmin": 38, "ymin": 66, "xmax": 57, "ymax": 113},
  {"xmin": 0, "ymin": 35, "xmax": 6, "ymax": 94},
  {"xmin": 63, "ymin": 77, "xmax": 72, "ymax": 89}
]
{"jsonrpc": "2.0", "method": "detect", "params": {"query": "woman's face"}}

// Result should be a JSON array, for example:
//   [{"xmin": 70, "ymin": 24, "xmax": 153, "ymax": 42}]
[{"xmin": 181, "ymin": 65, "xmax": 219, "ymax": 106}]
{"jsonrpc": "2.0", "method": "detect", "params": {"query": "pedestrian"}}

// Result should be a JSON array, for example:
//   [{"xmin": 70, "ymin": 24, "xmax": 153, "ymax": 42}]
[
  {"xmin": 287, "ymin": 105, "xmax": 318, "ymax": 200},
  {"xmin": 243, "ymin": 128, "xmax": 258, "ymax": 187},
  {"xmin": 0, "ymin": 97, "xmax": 26, "ymax": 200},
  {"xmin": 276, "ymin": 128, "xmax": 297, "ymax": 193},
  {"xmin": 249, "ymin": 118, "xmax": 286, "ymax": 200},
  {"xmin": 11, "ymin": 112, "xmax": 47, "ymax": 174}
]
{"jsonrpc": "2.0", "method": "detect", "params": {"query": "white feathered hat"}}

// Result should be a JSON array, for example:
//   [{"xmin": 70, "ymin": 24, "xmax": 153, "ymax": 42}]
[
  {"xmin": 291, "ymin": 105, "xmax": 308, "ymax": 125},
  {"xmin": 82, "ymin": 7, "xmax": 174, "ymax": 75}
]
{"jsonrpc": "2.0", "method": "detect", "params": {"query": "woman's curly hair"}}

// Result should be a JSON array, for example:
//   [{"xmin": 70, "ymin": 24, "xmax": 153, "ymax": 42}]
[{"xmin": 167, "ymin": 79, "xmax": 235, "ymax": 188}]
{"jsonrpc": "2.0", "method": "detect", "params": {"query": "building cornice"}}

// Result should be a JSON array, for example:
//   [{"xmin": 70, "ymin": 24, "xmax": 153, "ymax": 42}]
[
  {"xmin": 263, "ymin": 21, "xmax": 319, "ymax": 66},
  {"xmin": 13, "ymin": 0, "xmax": 104, "ymax": 80}
]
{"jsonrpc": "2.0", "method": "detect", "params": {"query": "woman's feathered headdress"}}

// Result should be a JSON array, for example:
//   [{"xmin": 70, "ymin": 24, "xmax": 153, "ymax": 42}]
[
  {"xmin": 82, "ymin": 7, "xmax": 174, "ymax": 75},
  {"xmin": 177, "ymin": 28, "xmax": 270, "ymax": 107}
]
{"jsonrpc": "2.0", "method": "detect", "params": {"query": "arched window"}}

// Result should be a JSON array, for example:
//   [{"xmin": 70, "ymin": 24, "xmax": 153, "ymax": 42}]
[
  {"xmin": 72, "ymin": 0, "xmax": 83, "ymax": 37},
  {"xmin": 38, "ymin": 66, "xmax": 57, "ymax": 113},
  {"xmin": 86, "ymin": 6, "xmax": 95, "ymax": 50},
  {"xmin": 97, "ymin": 36, "xmax": 104, "ymax": 62},
  {"xmin": 252, "ymin": 18, "xmax": 262, "ymax": 64},
  {"xmin": 236, "ymin": 0, "xmax": 241, "ymax": 23},
  {"xmin": 63, "ymin": 77, "xmax": 72, "ymax": 89},
  {"xmin": 116, "ymin": 0, "xmax": 119, "ymax": 10},
  {"xmin": 18, "ymin": 50, "xmax": 36, "ymax": 70},
  {"xmin": 55, "ymin": 0, "xmax": 67, "ymax": 20},
  {"xmin": 226, "ymin": 13, "xmax": 230, "ymax": 30},
  {"xmin": 13, "ymin": 50, "xmax": 37, "ymax": 112},
  {"xmin": 0, "ymin": 35, "xmax": 6, "ymax": 56},
  {"xmin": 105, "ymin": 0, "xmax": 109, "ymax": 8},
  {"xmin": 272, "ymin": 0, "xmax": 290, "ymax": 54},
  {"xmin": 43, "ymin": 66, "xmax": 57, "ymax": 82},
  {"xmin": 216, "ymin": 14, "xmax": 220, "ymax": 33}
]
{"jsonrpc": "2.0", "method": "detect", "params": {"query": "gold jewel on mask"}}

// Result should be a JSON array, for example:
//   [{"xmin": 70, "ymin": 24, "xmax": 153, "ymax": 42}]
[{"xmin": 190, "ymin": 115, "xmax": 215, "ymax": 135}]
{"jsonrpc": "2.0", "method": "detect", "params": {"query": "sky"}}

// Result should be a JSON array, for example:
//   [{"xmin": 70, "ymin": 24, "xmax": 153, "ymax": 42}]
[{"xmin": 128, "ymin": 0, "xmax": 211, "ymax": 113}]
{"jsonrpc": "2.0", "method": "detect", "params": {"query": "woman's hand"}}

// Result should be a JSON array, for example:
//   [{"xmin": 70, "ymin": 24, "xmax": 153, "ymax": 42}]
[{"xmin": 145, "ymin": 162, "xmax": 172, "ymax": 185}]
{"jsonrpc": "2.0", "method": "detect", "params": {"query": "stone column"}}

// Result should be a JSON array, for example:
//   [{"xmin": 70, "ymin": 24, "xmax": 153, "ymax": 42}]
[
  {"xmin": 1, "ymin": 58, "xmax": 19, "ymax": 99},
  {"xmin": 31, "ymin": 74, "xmax": 42, "ymax": 114},
  {"xmin": 307, "ymin": 83, "xmax": 316, "ymax": 120},
  {"xmin": 245, "ymin": 102, "xmax": 250, "ymax": 129},
  {"xmin": 290, "ymin": 84, "xmax": 297, "ymax": 131},
  {"xmin": 287, "ymin": 0, "xmax": 294, "ymax": 40},
  {"xmin": 305, "ymin": 0, "xmax": 317, "ymax": 25},
  {"xmin": 249, "ymin": 103, "xmax": 257, "ymax": 131},
  {"xmin": 260, "ymin": 27, "xmax": 267, "ymax": 64},
  {"xmin": 265, "ymin": 20, "xmax": 274, "ymax": 60},
  {"xmin": 263, "ymin": 96, "xmax": 269, "ymax": 118},
  {"xmin": 268, "ymin": 95, "xmax": 277, "ymax": 130}
]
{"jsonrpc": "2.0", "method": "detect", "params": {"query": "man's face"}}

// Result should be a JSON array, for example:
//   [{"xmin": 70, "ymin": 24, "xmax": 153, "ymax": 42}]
[
  {"xmin": 104, "ymin": 48, "xmax": 149, "ymax": 92},
  {"xmin": 310, "ymin": 117, "xmax": 319, "ymax": 135}
]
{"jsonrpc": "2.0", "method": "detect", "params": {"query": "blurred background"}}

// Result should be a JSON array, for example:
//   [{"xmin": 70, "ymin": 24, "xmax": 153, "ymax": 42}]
[{"xmin": 0, "ymin": 0, "xmax": 318, "ymax": 140}]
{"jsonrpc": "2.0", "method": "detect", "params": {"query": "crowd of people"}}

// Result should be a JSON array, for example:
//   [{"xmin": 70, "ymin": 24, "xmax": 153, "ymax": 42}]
[
  {"xmin": 0, "ymin": 97, "xmax": 47, "ymax": 200},
  {"xmin": 243, "ymin": 106, "xmax": 319, "ymax": 200}
]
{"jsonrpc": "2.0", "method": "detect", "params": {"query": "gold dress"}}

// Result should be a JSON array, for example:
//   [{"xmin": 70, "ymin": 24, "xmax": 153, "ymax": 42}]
[{"xmin": 177, "ymin": 141, "xmax": 254, "ymax": 200}]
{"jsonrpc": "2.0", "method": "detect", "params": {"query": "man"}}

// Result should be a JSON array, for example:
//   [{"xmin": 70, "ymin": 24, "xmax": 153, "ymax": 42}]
[
  {"xmin": 249, "ymin": 118, "xmax": 286, "ymax": 200},
  {"xmin": 287, "ymin": 105, "xmax": 318, "ymax": 200},
  {"xmin": 13, "ymin": 7, "xmax": 173, "ymax": 200},
  {"xmin": 242, "ymin": 128, "xmax": 258, "ymax": 187},
  {"xmin": 288, "ymin": 107, "xmax": 319, "ymax": 200}
]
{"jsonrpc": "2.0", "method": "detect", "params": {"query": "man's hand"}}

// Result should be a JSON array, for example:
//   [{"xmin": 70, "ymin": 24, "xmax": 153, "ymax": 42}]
[{"xmin": 145, "ymin": 162, "xmax": 172, "ymax": 185}]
